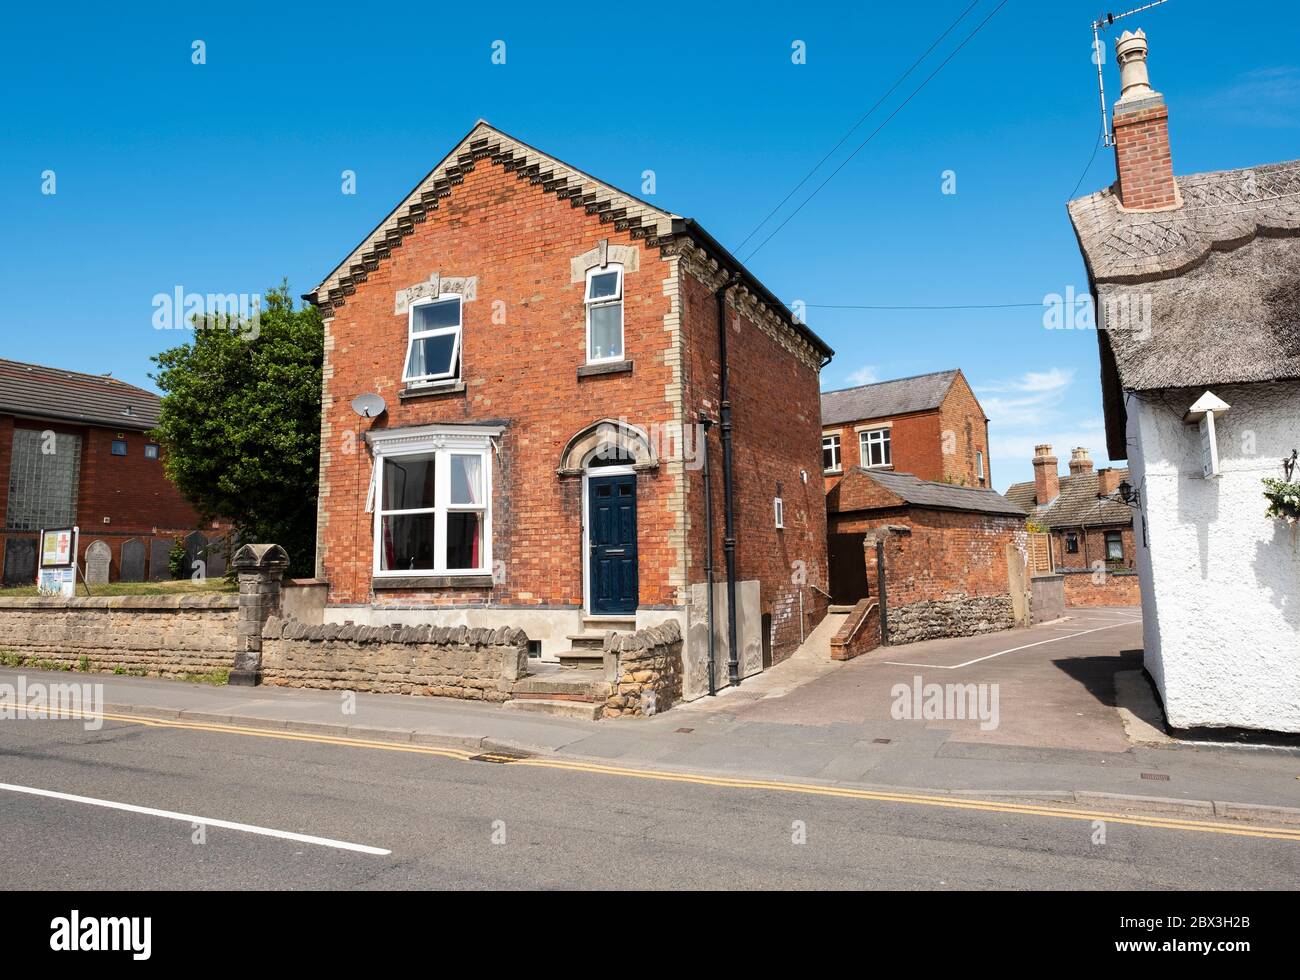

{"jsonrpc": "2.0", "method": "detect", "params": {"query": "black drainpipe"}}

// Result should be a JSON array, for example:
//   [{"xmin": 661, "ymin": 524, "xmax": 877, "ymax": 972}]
[
  {"xmin": 699, "ymin": 415, "xmax": 717, "ymax": 696},
  {"xmin": 716, "ymin": 274, "xmax": 742, "ymax": 687}
]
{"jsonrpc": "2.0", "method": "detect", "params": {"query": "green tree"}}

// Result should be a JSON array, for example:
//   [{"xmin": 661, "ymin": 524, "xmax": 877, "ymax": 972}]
[{"xmin": 151, "ymin": 282, "xmax": 323, "ymax": 576}]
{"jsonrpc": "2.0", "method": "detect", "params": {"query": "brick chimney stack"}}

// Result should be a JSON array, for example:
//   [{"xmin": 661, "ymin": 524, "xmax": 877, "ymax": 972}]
[
  {"xmin": 1097, "ymin": 468, "xmax": 1123, "ymax": 497},
  {"xmin": 1112, "ymin": 29, "xmax": 1180, "ymax": 212},
  {"xmin": 1069, "ymin": 447, "xmax": 1094, "ymax": 476},
  {"xmin": 1032, "ymin": 444, "xmax": 1060, "ymax": 505}
]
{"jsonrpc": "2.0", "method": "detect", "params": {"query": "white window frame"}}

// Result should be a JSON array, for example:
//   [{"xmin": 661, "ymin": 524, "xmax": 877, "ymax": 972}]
[
  {"xmin": 404, "ymin": 294, "xmax": 463, "ymax": 386},
  {"xmin": 369, "ymin": 425, "xmax": 498, "ymax": 578},
  {"xmin": 584, "ymin": 264, "xmax": 624, "ymax": 364},
  {"xmin": 859, "ymin": 427, "xmax": 892, "ymax": 468},
  {"xmin": 975, "ymin": 449, "xmax": 985, "ymax": 482},
  {"xmin": 774, "ymin": 496, "xmax": 785, "ymax": 529},
  {"xmin": 822, "ymin": 434, "xmax": 842, "ymax": 473}
]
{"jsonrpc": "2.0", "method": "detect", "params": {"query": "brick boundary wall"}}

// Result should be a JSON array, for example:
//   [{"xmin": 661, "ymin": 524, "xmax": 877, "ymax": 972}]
[
  {"xmin": 1061, "ymin": 569, "xmax": 1141, "ymax": 607},
  {"xmin": 260, "ymin": 617, "xmax": 529, "ymax": 700},
  {"xmin": 602, "ymin": 620, "xmax": 683, "ymax": 719},
  {"xmin": 829, "ymin": 599, "xmax": 881, "ymax": 661},
  {"xmin": 0, "ymin": 595, "xmax": 239, "ymax": 677}
]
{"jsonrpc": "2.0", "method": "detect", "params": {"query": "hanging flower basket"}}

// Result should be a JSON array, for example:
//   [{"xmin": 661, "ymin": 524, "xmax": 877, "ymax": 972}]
[{"xmin": 1263, "ymin": 477, "xmax": 1300, "ymax": 524}]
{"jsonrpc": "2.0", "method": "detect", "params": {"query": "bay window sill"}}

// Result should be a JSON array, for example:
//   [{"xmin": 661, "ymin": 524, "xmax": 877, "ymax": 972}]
[{"xmin": 372, "ymin": 574, "xmax": 494, "ymax": 590}]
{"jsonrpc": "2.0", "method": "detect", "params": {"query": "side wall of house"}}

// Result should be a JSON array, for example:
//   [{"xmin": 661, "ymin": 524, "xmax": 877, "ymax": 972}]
[
  {"xmin": 1131, "ymin": 383, "xmax": 1300, "ymax": 733},
  {"xmin": 823, "ymin": 410, "xmax": 944, "ymax": 491},
  {"xmin": 679, "ymin": 256, "xmax": 829, "ymax": 666},
  {"xmin": 939, "ymin": 372, "xmax": 991, "ymax": 487}
]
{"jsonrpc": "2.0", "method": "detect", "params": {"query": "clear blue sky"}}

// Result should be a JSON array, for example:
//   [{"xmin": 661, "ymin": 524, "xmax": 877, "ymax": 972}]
[{"xmin": 2, "ymin": 1, "xmax": 1296, "ymax": 490}]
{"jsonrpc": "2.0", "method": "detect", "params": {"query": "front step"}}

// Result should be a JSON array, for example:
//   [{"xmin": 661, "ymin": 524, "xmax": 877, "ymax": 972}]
[
  {"xmin": 560, "ymin": 617, "xmax": 636, "ymax": 666},
  {"xmin": 512, "ymin": 669, "xmax": 612, "ymax": 700},
  {"xmin": 503, "ymin": 698, "xmax": 603, "ymax": 720}
]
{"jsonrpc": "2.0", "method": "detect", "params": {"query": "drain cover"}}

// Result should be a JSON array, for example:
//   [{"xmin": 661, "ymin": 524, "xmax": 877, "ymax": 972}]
[
  {"xmin": 873, "ymin": 738, "xmax": 892, "ymax": 745},
  {"xmin": 1140, "ymin": 772, "xmax": 1170, "ymax": 781},
  {"xmin": 675, "ymin": 728, "xmax": 694, "ymax": 734},
  {"xmin": 469, "ymin": 751, "xmax": 532, "ymax": 764}
]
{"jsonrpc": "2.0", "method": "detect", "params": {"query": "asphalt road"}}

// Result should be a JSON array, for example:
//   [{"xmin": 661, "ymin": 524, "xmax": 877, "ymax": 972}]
[{"xmin": 2, "ymin": 717, "xmax": 1297, "ymax": 889}]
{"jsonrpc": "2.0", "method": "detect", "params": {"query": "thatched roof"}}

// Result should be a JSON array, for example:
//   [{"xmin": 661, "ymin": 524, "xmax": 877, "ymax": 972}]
[{"xmin": 1068, "ymin": 160, "xmax": 1300, "ymax": 459}]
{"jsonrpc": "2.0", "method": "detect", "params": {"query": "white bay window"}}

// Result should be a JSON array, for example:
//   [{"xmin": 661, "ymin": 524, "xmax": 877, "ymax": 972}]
[{"xmin": 369, "ymin": 425, "xmax": 498, "ymax": 578}]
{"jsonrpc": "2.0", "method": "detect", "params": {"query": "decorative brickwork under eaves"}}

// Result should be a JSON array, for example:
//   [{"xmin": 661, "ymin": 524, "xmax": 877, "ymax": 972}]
[{"xmin": 306, "ymin": 121, "xmax": 830, "ymax": 373}]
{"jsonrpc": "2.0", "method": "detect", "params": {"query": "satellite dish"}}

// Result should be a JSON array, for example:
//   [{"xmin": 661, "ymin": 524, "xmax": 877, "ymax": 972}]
[{"xmin": 350, "ymin": 393, "xmax": 387, "ymax": 419}]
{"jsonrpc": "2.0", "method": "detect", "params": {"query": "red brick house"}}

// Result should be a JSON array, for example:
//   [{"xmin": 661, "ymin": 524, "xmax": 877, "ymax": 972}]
[
  {"xmin": 820, "ymin": 369, "xmax": 991, "ymax": 493},
  {"xmin": 304, "ymin": 121, "xmax": 833, "ymax": 696},
  {"xmin": 0, "ymin": 359, "xmax": 204, "ymax": 586},
  {"xmin": 1003, "ymin": 445, "xmax": 1138, "ymax": 606},
  {"xmin": 826, "ymin": 467, "xmax": 1029, "ymax": 640}
]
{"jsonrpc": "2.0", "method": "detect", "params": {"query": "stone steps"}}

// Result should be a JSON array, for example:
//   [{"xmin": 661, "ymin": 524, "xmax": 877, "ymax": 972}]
[{"xmin": 503, "ymin": 698, "xmax": 603, "ymax": 720}]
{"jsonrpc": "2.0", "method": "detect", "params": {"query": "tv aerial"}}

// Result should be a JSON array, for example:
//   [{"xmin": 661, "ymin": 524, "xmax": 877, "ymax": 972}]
[
  {"xmin": 350, "ymin": 392, "xmax": 387, "ymax": 419},
  {"xmin": 1091, "ymin": 0, "xmax": 1173, "ymax": 148}
]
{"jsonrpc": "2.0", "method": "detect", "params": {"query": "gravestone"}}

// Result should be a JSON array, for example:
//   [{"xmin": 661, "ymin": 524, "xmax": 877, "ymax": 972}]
[
  {"xmin": 204, "ymin": 534, "xmax": 229, "ymax": 578},
  {"xmin": 120, "ymin": 538, "xmax": 146, "ymax": 582},
  {"xmin": 149, "ymin": 538, "xmax": 173, "ymax": 581},
  {"xmin": 184, "ymin": 531, "xmax": 207, "ymax": 579},
  {"xmin": 2, "ymin": 537, "xmax": 37, "ymax": 587},
  {"xmin": 85, "ymin": 540, "xmax": 112, "ymax": 585}
]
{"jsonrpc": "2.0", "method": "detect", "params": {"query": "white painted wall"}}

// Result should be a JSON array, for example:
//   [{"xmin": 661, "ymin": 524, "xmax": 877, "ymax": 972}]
[{"xmin": 1128, "ymin": 382, "xmax": 1300, "ymax": 733}]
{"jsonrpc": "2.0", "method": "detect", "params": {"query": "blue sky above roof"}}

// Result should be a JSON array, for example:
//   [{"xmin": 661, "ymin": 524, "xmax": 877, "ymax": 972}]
[{"xmin": 2, "ymin": 0, "xmax": 1296, "ymax": 490}]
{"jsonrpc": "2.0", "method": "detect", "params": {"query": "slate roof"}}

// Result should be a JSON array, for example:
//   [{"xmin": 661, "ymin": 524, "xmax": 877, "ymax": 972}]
[
  {"xmin": 0, "ymin": 358, "xmax": 161, "ymax": 431},
  {"xmin": 1004, "ymin": 469, "xmax": 1132, "ymax": 529},
  {"xmin": 821, "ymin": 370, "xmax": 960, "ymax": 426},
  {"xmin": 852, "ymin": 468, "xmax": 1027, "ymax": 517},
  {"xmin": 1068, "ymin": 159, "xmax": 1300, "ymax": 457}
]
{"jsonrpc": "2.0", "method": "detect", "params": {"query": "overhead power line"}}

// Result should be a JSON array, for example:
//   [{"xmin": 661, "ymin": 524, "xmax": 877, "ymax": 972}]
[
  {"xmin": 732, "ymin": 0, "xmax": 982, "ymax": 255},
  {"xmin": 742, "ymin": 0, "xmax": 1011, "ymax": 263}
]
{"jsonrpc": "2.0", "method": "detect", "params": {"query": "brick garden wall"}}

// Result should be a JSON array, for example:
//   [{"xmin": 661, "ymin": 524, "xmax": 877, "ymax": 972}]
[
  {"xmin": 0, "ymin": 594, "xmax": 239, "ymax": 676},
  {"xmin": 260, "ymin": 617, "xmax": 529, "ymax": 699},
  {"xmin": 1062, "ymin": 569, "xmax": 1141, "ymax": 606}
]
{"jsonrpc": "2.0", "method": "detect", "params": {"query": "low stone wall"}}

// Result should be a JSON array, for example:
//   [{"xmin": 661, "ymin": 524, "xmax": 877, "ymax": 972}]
[
  {"xmin": 1062, "ymin": 569, "xmax": 1141, "ymax": 607},
  {"xmin": 261, "ymin": 617, "xmax": 529, "ymax": 700},
  {"xmin": 602, "ymin": 620, "xmax": 683, "ymax": 718},
  {"xmin": 0, "ymin": 594, "xmax": 239, "ymax": 677},
  {"xmin": 886, "ymin": 595, "xmax": 1014, "ymax": 645},
  {"xmin": 829, "ymin": 599, "xmax": 881, "ymax": 661}
]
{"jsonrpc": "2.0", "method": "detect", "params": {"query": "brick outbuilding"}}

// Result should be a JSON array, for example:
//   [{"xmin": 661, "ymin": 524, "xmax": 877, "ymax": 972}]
[
  {"xmin": 827, "ymin": 467, "xmax": 1029, "ymax": 643},
  {"xmin": 305, "ymin": 121, "xmax": 833, "ymax": 697}
]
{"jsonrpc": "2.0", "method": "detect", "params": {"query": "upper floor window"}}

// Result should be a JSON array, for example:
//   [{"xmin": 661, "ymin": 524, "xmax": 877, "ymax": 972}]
[
  {"xmin": 975, "ymin": 449, "xmax": 985, "ymax": 484},
  {"xmin": 1065, "ymin": 531, "xmax": 1079, "ymax": 554},
  {"xmin": 822, "ymin": 434, "xmax": 841, "ymax": 473},
  {"xmin": 860, "ymin": 427, "xmax": 891, "ymax": 468},
  {"xmin": 144, "ymin": 443, "xmax": 160, "ymax": 460},
  {"xmin": 585, "ymin": 264, "xmax": 624, "ymax": 363},
  {"xmin": 110, "ymin": 440, "xmax": 128, "ymax": 456},
  {"xmin": 405, "ymin": 295, "xmax": 462, "ymax": 385},
  {"xmin": 1105, "ymin": 530, "xmax": 1124, "ymax": 561}
]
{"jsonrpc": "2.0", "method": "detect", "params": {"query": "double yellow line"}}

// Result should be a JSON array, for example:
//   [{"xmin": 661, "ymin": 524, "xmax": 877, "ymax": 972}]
[{"xmin": 21, "ymin": 709, "xmax": 1300, "ymax": 843}]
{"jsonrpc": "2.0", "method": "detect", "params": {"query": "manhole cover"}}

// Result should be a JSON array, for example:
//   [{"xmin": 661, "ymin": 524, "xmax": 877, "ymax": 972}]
[{"xmin": 469, "ymin": 751, "xmax": 532, "ymax": 764}]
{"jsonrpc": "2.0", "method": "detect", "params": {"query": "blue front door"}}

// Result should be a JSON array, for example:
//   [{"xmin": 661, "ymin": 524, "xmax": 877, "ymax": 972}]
[{"xmin": 588, "ymin": 474, "xmax": 638, "ymax": 614}]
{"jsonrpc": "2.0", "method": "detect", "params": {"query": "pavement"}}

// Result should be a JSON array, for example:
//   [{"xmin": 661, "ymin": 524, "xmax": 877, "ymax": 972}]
[{"xmin": 3, "ymin": 606, "xmax": 1298, "ymax": 826}]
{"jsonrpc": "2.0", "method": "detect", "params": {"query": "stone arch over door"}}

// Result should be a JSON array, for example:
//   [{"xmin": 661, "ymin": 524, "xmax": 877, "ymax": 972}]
[{"xmin": 556, "ymin": 419, "xmax": 658, "ymax": 477}]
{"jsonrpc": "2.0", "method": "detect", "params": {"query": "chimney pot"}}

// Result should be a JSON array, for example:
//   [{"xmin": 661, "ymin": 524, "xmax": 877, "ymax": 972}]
[
  {"xmin": 1069, "ymin": 447, "xmax": 1095, "ymax": 475},
  {"xmin": 1111, "ymin": 27, "xmax": 1180, "ymax": 212}
]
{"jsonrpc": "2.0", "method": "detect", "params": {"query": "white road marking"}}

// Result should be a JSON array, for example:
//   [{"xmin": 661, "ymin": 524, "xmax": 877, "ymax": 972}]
[
  {"xmin": 883, "ymin": 620, "xmax": 1139, "ymax": 671},
  {"xmin": 0, "ymin": 781, "xmax": 391, "ymax": 856}
]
